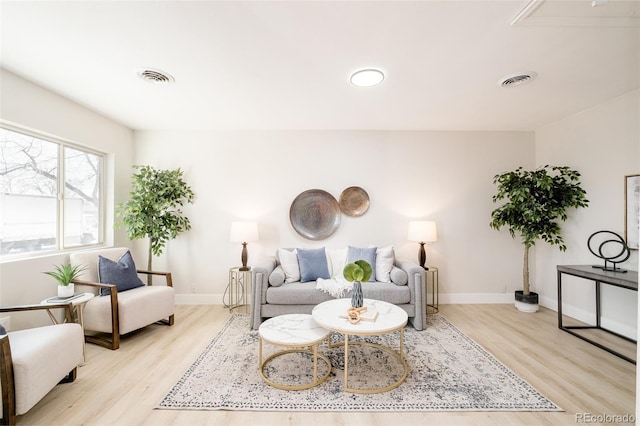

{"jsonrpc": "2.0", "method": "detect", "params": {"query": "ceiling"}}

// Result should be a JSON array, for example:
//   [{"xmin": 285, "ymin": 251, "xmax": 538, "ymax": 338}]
[{"xmin": 1, "ymin": 0, "xmax": 638, "ymax": 131}]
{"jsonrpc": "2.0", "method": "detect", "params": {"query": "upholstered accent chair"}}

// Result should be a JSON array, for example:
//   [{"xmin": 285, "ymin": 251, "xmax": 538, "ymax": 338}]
[
  {"xmin": 0, "ymin": 304, "xmax": 84, "ymax": 426},
  {"xmin": 70, "ymin": 247, "xmax": 175, "ymax": 350}
]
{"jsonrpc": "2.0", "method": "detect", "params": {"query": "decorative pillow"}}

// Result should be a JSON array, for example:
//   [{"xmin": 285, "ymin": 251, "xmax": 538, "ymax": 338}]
[
  {"xmin": 347, "ymin": 246, "xmax": 377, "ymax": 282},
  {"xmin": 268, "ymin": 265, "xmax": 285, "ymax": 287},
  {"xmin": 98, "ymin": 250, "xmax": 145, "ymax": 296},
  {"xmin": 277, "ymin": 248, "xmax": 300, "ymax": 283},
  {"xmin": 390, "ymin": 266, "xmax": 408, "ymax": 286},
  {"xmin": 327, "ymin": 247, "xmax": 348, "ymax": 278},
  {"xmin": 375, "ymin": 246, "xmax": 395, "ymax": 283},
  {"xmin": 0, "ymin": 324, "xmax": 6, "ymax": 335},
  {"xmin": 297, "ymin": 247, "xmax": 330, "ymax": 282}
]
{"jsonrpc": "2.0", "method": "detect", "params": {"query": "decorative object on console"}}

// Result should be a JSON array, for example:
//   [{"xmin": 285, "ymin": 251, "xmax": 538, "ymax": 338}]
[
  {"xmin": 587, "ymin": 230, "xmax": 630, "ymax": 273},
  {"xmin": 490, "ymin": 165, "xmax": 589, "ymax": 313},
  {"xmin": 43, "ymin": 263, "xmax": 87, "ymax": 298},
  {"xmin": 343, "ymin": 259, "xmax": 373, "ymax": 308},
  {"xmin": 289, "ymin": 189, "xmax": 341, "ymax": 240},
  {"xmin": 407, "ymin": 220, "xmax": 437, "ymax": 270},
  {"xmin": 339, "ymin": 186, "xmax": 370, "ymax": 217},
  {"xmin": 625, "ymin": 174, "xmax": 639, "ymax": 250},
  {"xmin": 230, "ymin": 221, "xmax": 259, "ymax": 271}
]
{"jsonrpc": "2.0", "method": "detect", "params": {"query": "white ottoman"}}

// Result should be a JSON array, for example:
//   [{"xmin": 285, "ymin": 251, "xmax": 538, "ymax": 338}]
[{"xmin": 258, "ymin": 314, "xmax": 331, "ymax": 390}]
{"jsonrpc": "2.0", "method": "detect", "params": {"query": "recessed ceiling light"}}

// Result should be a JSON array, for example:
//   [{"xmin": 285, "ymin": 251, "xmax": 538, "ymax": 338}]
[
  {"xmin": 350, "ymin": 69, "xmax": 385, "ymax": 87},
  {"xmin": 136, "ymin": 67, "xmax": 175, "ymax": 85}
]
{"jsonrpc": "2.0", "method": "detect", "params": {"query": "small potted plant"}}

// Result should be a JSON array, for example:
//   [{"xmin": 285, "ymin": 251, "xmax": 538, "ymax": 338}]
[
  {"xmin": 343, "ymin": 260, "xmax": 373, "ymax": 308},
  {"xmin": 44, "ymin": 263, "xmax": 87, "ymax": 298}
]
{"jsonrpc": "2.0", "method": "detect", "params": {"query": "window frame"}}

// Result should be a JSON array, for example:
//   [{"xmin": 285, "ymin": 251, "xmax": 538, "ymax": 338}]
[{"xmin": 0, "ymin": 123, "xmax": 106, "ymax": 260}]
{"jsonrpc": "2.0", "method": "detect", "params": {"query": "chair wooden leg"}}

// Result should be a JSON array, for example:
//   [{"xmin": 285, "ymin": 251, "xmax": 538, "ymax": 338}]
[
  {"xmin": 85, "ymin": 334, "xmax": 119, "ymax": 350},
  {"xmin": 59, "ymin": 367, "xmax": 77, "ymax": 384},
  {"xmin": 0, "ymin": 337, "xmax": 16, "ymax": 426}
]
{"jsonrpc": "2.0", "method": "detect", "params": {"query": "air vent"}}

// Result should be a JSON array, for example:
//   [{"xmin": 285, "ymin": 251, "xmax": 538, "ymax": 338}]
[
  {"xmin": 136, "ymin": 68, "xmax": 175, "ymax": 85},
  {"xmin": 498, "ymin": 72, "xmax": 537, "ymax": 87}
]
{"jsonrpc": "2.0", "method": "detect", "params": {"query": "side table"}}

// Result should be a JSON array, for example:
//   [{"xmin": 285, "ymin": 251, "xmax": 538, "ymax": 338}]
[
  {"xmin": 41, "ymin": 293, "xmax": 94, "ymax": 364},
  {"xmin": 228, "ymin": 267, "xmax": 252, "ymax": 314},
  {"xmin": 425, "ymin": 267, "xmax": 439, "ymax": 314}
]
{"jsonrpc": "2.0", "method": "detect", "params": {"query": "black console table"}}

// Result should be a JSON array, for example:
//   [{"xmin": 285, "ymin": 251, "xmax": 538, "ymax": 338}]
[{"xmin": 557, "ymin": 265, "xmax": 638, "ymax": 364}]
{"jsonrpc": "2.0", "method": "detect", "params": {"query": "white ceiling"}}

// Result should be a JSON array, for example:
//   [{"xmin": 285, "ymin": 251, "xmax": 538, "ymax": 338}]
[{"xmin": 1, "ymin": 0, "xmax": 638, "ymax": 131}]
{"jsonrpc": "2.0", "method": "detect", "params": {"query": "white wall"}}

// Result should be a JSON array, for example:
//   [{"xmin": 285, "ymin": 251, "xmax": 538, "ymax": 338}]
[
  {"xmin": 0, "ymin": 69, "xmax": 134, "ymax": 329},
  {"xmin": 134, "ymin": 129, "xmax": 534, "ymax": 304},
  {"xmin": 535, "ymin": 90, "xmax": 639, "ymax": 338}
]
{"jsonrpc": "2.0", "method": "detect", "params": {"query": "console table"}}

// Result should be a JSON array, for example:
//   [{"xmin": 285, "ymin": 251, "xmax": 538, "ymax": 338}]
[{"xmin": 557, "ymin": 265, "xmax": 638, "ymax": 364}]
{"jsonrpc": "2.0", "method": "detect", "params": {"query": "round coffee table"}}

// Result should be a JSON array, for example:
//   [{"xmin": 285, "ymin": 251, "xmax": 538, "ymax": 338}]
[
  {"xmin": 312, "ymin": 298, "xmax": 408, "ymax": 394},
  {"xmin": 258, "ymin": 314, "xmax": 331, "ymax": 390}
]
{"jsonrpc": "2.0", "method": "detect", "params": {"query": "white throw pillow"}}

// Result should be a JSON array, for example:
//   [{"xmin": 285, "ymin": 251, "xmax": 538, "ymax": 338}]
[
  {"xmin": 376, "ymin": 246, "xmax": 395, "ymax": 283},
  {"xmin": 327, "ymin": 247, "xmax": 348, "ymax": 279},
  {"xmin": 277, "ymin": 248, "xmax": 300, "ymax": 283}
]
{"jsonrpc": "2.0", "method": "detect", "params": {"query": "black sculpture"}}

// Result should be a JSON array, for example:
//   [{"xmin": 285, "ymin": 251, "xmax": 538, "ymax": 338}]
[{"xmin": 588, "ymin": 230, "xmax": 630, "ymax": 273}]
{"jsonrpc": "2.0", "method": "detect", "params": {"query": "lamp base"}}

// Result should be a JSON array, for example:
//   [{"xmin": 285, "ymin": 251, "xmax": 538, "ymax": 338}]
[{"xmin": 239, "ymin": 266, "xmax": 251, "ymax": 271}]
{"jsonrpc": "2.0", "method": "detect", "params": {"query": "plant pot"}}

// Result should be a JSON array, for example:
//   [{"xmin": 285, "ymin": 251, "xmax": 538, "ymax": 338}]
[
  {"xmin": 514, "ymin": 290, "xmax": 539, "ymax": 313},
  {"xmin": 58, "ymin": 284, "xmax": 74, "ymax": 298}
]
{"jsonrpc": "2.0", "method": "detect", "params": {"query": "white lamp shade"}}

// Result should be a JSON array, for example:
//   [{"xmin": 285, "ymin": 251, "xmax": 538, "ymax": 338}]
[
  {"xmin": 230, "ymin": 221, "xmax": 259, "ymax": 243},
  {"xmin": 407, "ymin": 220, "xmax": 437, "ymax": 243}
]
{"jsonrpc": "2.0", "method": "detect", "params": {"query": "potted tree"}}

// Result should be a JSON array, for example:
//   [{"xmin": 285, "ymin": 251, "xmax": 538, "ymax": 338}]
[
  {"xmin": 490, "ymin": 165, "xmax": 589, "ymax": 312},
  {"xmin": 44, "ymin": 263, "xmax": 87, "ymax": 297},
  {"xmin": 117, "ymin": 166, "xmax": 195, "ymax": 281}
]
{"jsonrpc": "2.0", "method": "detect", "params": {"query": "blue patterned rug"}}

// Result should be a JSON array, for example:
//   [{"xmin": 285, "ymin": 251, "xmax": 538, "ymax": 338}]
[{"xmin": 157, "ymin": 314, "xmax": 561, "ymax": 412}]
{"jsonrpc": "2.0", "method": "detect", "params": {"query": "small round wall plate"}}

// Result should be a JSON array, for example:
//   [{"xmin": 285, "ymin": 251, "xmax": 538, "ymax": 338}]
[
  {"xmin": 290, "ymin": 189, "xmax": 341, "ymax": 240},
  {"xmin": 339, "ymin": 186, "xmax": 370, "ymax": 217}
]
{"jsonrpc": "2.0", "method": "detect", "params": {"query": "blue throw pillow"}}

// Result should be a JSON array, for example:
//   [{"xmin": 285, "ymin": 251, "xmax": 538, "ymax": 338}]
[
  {"xmin": 0, "ymin": 324, "xmax": 6, "ymax": 335},
  {"xmin": 347, "ymin": 246, "xmax": 377, "ymax": 282},
  {"xmin": 98, "ymin": 250, "xmax": 145, "ymax": 296},
  {"xmin": 297, "ymin": 247, "xmax": 330, "ymax": 282}
]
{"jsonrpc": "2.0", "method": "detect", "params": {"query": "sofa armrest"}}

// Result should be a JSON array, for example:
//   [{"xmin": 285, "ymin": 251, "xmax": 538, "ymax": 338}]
[
  {"xmin": 395, "ymin": 259, "xmax": 427, "ymax": 331},
  {"xmin": 250, "ymin": 257, "xmax": 276, "ymax": 330}
]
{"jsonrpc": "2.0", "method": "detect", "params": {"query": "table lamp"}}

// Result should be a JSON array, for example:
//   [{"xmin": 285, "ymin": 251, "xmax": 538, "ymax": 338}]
[
  {"xmin": 407, "ymin": 220, "xmax": 437, "ymax": 270},
  {"xmin": 230, "ymin": 221, "xmax": 259, "ymax": 271}
]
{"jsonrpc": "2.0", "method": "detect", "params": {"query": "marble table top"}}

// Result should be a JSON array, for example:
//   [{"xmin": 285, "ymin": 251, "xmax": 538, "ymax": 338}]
[
  {"xmin": 258, "ymin": 314, "xmax": 330, "ymax": 346},
  {"xmin": 312, "ymin": 298, "xmax": 408, "ymax": 335}
]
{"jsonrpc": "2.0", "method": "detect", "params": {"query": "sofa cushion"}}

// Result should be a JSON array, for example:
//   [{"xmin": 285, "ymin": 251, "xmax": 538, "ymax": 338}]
[
  {"xmin": 268, "ymin": 265, "xmax": 285, "ymax": 287},
  {"xmin": 277, "ymin": 248, "xmax": 300, "ymax": 283},
  {"xmin": 265, "ymin": 281, "xmax": 410, "ymax": 305},
  {"xmin": 98, "ymin": 250, "xmax": 145, "ymax": 296},
  {"xmin": 390, "ymin": 266, "xmax": 408, "ymax": 286},
  {"xmin": 375, "ymin": 246, "xmax": 395, "ymax": 283},
  {"xmin": 347, "ymin": 246, "xmax": 377, "ymax": 282},
  {"xmin": 297, "ymin": 247, "xmax": 330, "ymax": 282},
  {"xmin": 327, "ymin": 247, "xmax": 348, "ymax": 278}
]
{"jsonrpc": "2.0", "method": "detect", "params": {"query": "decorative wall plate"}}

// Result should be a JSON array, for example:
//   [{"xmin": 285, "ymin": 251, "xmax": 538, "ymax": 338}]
[
  {"xmin": 289, "ymin": 189, "xmax": 341, "ymax": 240},
  {"xmin": 339, "ymin": 186, "xmax": 370, "ymax": 217}
]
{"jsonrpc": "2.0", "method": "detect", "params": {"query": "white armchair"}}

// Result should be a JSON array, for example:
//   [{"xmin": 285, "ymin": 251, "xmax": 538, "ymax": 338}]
[
  {"xmin": 0, "ymin": 304, "xmax": 84, "ymax": 426},
  {"xmin": 70, "ymin": 247, "xmax": 175, "ymax": 350}
]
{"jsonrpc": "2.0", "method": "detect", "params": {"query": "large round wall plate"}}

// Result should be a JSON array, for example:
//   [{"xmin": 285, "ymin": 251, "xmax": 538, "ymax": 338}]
[
  {"xmin": 289, "ymin": 189, "xmax": 341, "ymax": 240},
  {"xmin": 339, "ymin": 186, "xmax": 370, "ymax": 217}
]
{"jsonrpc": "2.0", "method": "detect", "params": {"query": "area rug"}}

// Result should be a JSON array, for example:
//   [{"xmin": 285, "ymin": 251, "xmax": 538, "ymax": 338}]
[{"xmin": 157, "ymin": 314, "xmax": 561, "ymax": 412}]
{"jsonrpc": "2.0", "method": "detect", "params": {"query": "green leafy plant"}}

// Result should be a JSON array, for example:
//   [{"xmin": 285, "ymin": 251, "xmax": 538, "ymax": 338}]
[
  {"xmin": 117, "ymin": 165, "xmax": 195, "ymax": 272},
  {"xmin": 43, "ymin": 263, "xmax": 87, "ymax": 286},
  {"xmin": 343, "ymin": 260, "xmax": 373, "ymax": 282},
  {"xmin": 490, "ymin": 165, "xmax": 589, "ymax": 296}
]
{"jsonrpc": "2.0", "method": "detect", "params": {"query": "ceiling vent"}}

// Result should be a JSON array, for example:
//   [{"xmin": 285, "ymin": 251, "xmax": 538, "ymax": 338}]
[
  {"xmin": 136, "ymin": 68, "xmax": 175, "ymax": 85},
  {"xmin": 498, "ymin": 72, "xmax": 537, "ymax": 87}
]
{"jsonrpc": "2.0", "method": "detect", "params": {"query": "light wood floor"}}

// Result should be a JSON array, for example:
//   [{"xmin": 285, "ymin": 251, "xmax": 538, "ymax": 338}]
[{"xmin": 18, "ymin": 304, "xmax": 635, "ymax": 426}]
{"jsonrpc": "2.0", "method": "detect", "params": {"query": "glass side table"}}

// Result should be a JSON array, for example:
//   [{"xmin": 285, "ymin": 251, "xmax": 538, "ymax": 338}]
[
  {"xmin": 425, "ymin": 267, "xmax": 439, "ymax": 314},
  {"xmin": 228, "ymin": 267, "xmax": 252, "ymax": 314}
]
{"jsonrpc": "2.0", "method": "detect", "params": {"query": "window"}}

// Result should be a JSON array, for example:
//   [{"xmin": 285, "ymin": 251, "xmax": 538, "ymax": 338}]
[{"xmin": 0, "ymin": 125, "xmax": 104, "ymax": 257}]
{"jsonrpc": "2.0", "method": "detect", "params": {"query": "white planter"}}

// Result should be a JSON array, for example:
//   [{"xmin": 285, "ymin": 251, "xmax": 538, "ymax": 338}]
[{"xmin": 58, "ymin": 284, "xmax": 75, "ymax": 298}]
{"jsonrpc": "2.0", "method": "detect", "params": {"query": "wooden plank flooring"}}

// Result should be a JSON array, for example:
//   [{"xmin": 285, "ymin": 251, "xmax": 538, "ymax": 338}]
[{"xmin": 18, "ymin": 304, "xmax": 635, "ymax": 425}]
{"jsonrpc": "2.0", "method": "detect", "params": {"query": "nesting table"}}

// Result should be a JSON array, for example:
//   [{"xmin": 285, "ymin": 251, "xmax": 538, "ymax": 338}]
[
  {"xmin": 312, "ymin": 298, "xmax": 408, "ymax": 394},
  {"xmin": 258, "ymin": 314, "xmax": 332, "ymax": 390}
]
